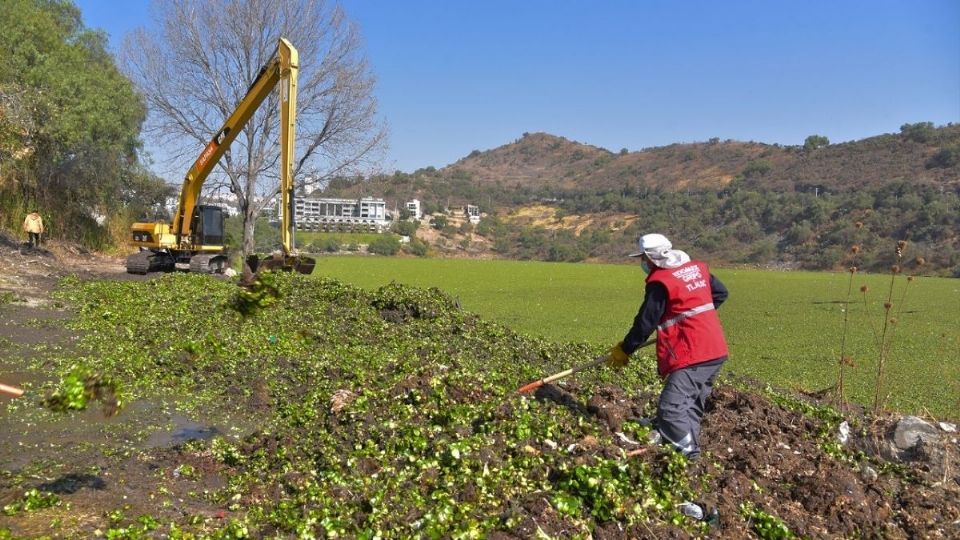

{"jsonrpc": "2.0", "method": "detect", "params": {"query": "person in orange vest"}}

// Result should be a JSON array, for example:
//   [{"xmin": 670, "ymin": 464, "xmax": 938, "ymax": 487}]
[
  {"xmin": 607, "ymin": 233, "xmax": 729, "ymax": 460},
  {"xmin": 22, "ymin": 211, "xmax": 45, "ymax": 249}
]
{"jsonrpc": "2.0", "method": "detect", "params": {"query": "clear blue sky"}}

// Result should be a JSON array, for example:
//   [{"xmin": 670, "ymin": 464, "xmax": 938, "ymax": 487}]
[{"xmin": 77, "ymin": 0, "xmax": 959, "ymax": 174}]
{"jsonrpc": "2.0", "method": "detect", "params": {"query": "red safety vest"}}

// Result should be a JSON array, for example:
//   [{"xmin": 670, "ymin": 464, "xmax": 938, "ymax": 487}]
[{"xmin": 647, "ymin": 260, "xmax": 728, "ymax": 377}]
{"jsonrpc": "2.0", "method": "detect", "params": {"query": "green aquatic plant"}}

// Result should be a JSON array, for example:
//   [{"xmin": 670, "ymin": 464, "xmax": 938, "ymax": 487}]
[
  {"xmin": 44, "ymin": 366, "xmax": 123, "ymax": 417},
  {"xmin": 2, "ymin": 489, "xmax": 62, "ymax": 515}
]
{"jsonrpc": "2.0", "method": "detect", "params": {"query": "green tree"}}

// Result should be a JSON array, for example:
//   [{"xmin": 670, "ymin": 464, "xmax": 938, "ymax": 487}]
[
  {"xmin": 0, "ymin": 0, "xmax": 160, "ymax": 242},
  {"xmin": 431, "ymin": 215, "xmax": 448, "ymax": 230},
  {"xmin": 803, "ymin": 134, "xmax": 830, "ymax": 151},
  {"xmin": 367, "ymin": 235, "xmax": 401, "ymax": 256},
  {"xmin": 404, "ymin": 238, "xmax": 429, "ymax": 257},
  {"xmin": 741, "ymin": 159, "xmax": 772, "ymax": 178},
  {"xmin": 393, "ymin": 220, "xmax": 418, "ymax": 237},
  {"xmin": 900, "ymin": 122, "xmax": 936, "ymax": 143}
]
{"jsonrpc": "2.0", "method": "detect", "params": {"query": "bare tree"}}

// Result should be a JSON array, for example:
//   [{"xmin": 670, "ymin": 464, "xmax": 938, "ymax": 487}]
[{"xmin": 123, "ymin": 0, "xmax": 386, "ymax": 256}]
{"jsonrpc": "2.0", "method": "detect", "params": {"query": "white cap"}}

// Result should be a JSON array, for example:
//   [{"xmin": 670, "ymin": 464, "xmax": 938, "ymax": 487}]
[
  {"xmin": 629, "ymin": 233, "xmax": 691, "ymax": 268},
  {"xmin": 629, "ymin": 233, "xmax": 672, "ymax": 258}
]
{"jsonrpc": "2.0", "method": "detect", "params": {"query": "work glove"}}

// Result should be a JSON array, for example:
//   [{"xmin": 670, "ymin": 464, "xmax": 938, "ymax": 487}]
[{"xmin": 606, "ymin": 342, "xmax": 629, "ymax": 368}]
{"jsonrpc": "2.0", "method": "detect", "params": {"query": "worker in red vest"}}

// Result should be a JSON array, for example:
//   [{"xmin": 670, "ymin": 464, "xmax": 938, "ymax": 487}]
[{"xmin": 607, "ymin": 233, "xmax": 729, "ymax": 460}]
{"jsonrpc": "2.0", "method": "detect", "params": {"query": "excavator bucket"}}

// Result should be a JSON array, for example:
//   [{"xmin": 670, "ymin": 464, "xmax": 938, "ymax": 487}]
[
  {"xmin": 286, "ymin": 255, "xmax": 316, "ymax": 275},
  {"xmin": 245, "ymin": 253, "xmax": 316, "ymax": 275}
]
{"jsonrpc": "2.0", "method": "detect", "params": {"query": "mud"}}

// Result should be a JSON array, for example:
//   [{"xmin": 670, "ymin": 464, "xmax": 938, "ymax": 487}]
[
  {"xmin": 519, "ymin": 375, "xmax": 959, "ymax": 538},
  {"xmin": 0, "ymin": 239, "xmax": 229, "ymax": 532}
]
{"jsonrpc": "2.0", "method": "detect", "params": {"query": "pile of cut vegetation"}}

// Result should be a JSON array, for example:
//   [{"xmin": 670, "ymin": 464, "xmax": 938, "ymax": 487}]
[{"xmin": 2, "ymin": 273, "xmax": 957, "ymax": 538}]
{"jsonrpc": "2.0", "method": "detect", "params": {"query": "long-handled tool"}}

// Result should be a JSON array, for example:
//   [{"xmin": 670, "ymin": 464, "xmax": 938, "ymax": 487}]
[
  {"xmin": 517, "ymin": 339, "xmax": 654, "ymax": 394},
  {"xmin": 0, "ymin": 383, "xmax": 24, "ymax": 398}
]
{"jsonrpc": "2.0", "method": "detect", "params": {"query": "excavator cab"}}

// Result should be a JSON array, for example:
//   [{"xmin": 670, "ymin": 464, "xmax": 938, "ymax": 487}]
[{"xmin": 189, "ymin": 205, "xmax": 226, "ymax": 247}]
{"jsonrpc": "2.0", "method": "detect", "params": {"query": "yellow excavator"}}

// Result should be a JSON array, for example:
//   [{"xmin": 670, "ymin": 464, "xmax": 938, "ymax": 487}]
[{"xmin": 126, "ymin": 38, "xmax": 315, "ymax": 275}]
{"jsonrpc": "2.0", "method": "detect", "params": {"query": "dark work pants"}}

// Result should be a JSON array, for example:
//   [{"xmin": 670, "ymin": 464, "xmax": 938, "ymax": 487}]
[
  {"xmin": 27, "ymin": 232, "xmax": 40, "ymax": 248},
  {"xmin": 655, "ymin": 357, "xmax": 724, "ymax": 459}
]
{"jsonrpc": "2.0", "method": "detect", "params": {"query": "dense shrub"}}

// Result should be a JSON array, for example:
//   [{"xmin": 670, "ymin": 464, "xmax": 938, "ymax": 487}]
[
  {"xmin": 926, "ymin": 145, "xmax": 959, "ymax": 169},
  {"xmin": 404, "ymin": 238, "xmax": 429, "ymax": 257},
  {"xmin": 900, "ymin": 122, "xmax": 937, "ymax": 143},
  {"xmin": 308, "ymin": 237, "xmax": 340, "ymax": 253},
  {"xmin": 367, "ymin": 235, "xmax": 401, "ymax": 256},
  {"xmin": 393, "ymin": 220, "xmax": 418, "ymax": 237},
  {"xmin": 741, "ymin": 159, "xmax": 772, "ymax": 178}
]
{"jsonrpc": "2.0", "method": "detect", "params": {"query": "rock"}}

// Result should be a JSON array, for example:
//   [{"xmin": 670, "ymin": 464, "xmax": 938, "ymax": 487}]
[
  {"xmin": 647, "ymin": 430, "xmax": 662, "ymax": 445},
  {"xmin": 861, "ymin": 465, "xmax": 878, "ymax": 482},
  {"xmin": 939, "ymin": 422, "xmax": 956, "ymax": 433},
  {"xmin": 615, "ymin": 432, "xmax": 640, "ymax": 446},
  {"xmin": 223, "ymin": 267, "xmax": 237, "ymax": 277},
  {"xmin": 329, "ymin": 389, "xmax": 356, "ymax": 414},
  {"xmin": 579, "ymin": 435, "xmax": 599, "ymax": 448},
  {"xmin": 837, "ymin": 421, "xmax": 850, "ymax": 445},
  {"xmin": 885, "ymin": 416, "xmax": 953, "ymax": 478},
  {"xmin": 893, "ymin": 416, "xmax": 940, "ymax": 451}
]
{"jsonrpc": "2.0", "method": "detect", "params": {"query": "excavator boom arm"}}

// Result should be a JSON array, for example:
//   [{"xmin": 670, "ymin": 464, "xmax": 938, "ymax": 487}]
[
  {"xmin": 172, "ymin": 38, "xmax": 299, "ymax": 247},
  {"xmin": 278, "ymin": 40, "xmax": 298, "ymax": 254}
]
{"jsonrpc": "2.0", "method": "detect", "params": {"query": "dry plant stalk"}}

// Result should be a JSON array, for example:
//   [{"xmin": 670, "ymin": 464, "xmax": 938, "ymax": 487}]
[
  {"xmin": 836, "ymin": 225, "xmax": 864, "ymax": 410},
  {"xmin": 864, "ymin": 240, "xmax": 916, "ymax": 415}
]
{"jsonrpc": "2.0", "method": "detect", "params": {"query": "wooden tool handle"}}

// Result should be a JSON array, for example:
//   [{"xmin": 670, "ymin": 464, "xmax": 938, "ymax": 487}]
[
  {"xmin": 0, "ymin": 383, "xmax": 24, "ymax": 397},
  {"xmin": 516, "ymin": 339, "xmax": 654, "ymax": 394}
]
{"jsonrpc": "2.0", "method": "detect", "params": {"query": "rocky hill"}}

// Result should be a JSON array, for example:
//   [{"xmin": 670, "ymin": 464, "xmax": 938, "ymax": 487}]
[{"xmin": 443, "ymin": 123, "xmax": 960, "ymax": 193}]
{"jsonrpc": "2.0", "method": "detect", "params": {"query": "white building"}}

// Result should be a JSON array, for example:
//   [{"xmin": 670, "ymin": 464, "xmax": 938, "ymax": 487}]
[
  {"xmin": 203, "ymin": 192, "xmax": 240, "ymax": 216},
  {"xmin": 465, "ymin": 204, "xmax": 481, "ymax": 224},
  {"xmin": 405, "ymin": 199, "xmax": 422, "ymax": 220},
  {"xmin": 290, "ymin": 196, "xmax": 389, "ymax": 232}
]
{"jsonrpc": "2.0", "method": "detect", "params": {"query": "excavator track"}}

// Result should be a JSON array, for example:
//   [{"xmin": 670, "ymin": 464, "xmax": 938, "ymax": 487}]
[
  {"xmin": 125, "ymin": 252, "xmax": 150, "ymax": 274},
  {"xmin": 125, "ymin": 251, "xmax": 174, "ymax": 274},
  {"xmin": 189, "ymin": 254, "xmax": 228, "ymax": 274}
]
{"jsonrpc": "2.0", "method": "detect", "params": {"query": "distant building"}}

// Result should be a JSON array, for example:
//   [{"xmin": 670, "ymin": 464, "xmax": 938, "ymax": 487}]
[
  {"xmin": 202, "ymin": 192, "xmax": 240, "ymax": 216},
  {"xmin": 405, "ymin": 199, "xmax": 422, "ymax": 220},
  {"xmin": 163, "ymin": 190, "xmax": 242, "ymax": 218},
  {"xmin": 465, "ymin": 204, "xmax": 481, "ymax": 224},
  {"xmin": 288, "ymin": 196, "xmax": 390, "ymax": 232}
]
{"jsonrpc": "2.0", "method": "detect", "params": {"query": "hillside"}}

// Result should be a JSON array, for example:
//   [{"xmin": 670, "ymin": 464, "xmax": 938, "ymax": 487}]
[
  {"xmin": 318, "ymin": 123, "xmax": 960, "ymax": 275},
  {"xmin": 444, "ymin": 125, "xmax": 960, "ymax": 193},
  {"xmin": 446, "ymin": 133, "xmax": 767, "ymax": 191}
]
